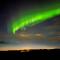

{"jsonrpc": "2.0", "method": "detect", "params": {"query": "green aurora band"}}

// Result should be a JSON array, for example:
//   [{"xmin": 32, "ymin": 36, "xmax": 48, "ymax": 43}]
[{"xmin": 9, "ymin": 8, "xmax": 60, "ymax": 34}]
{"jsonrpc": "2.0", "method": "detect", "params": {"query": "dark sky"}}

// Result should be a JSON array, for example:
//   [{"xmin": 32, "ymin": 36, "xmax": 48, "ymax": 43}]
[{"xmin": 0, "ymin": 0, "xmax": 60, "ymax": 50}]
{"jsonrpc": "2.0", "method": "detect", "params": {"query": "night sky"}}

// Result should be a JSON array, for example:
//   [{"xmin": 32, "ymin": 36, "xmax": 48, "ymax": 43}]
[{"xmin": 0, "ymin": 0, "xmax": 60, "ymax": 50}]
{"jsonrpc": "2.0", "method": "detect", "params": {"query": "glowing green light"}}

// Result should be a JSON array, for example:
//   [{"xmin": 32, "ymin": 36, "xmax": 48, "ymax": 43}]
[{"xmin": 10, "ymin": 8, "xmax": 60, "ymax": 34}]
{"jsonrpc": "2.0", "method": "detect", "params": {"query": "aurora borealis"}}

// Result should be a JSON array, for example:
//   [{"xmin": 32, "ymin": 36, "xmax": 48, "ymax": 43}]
[
  {"xmin": 0, "ymin": 0, "xmax": 60, "ymax": 51},
  {"xmin": 9, "ymin": 8, "xmax": 60, "ymax": 34}
]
